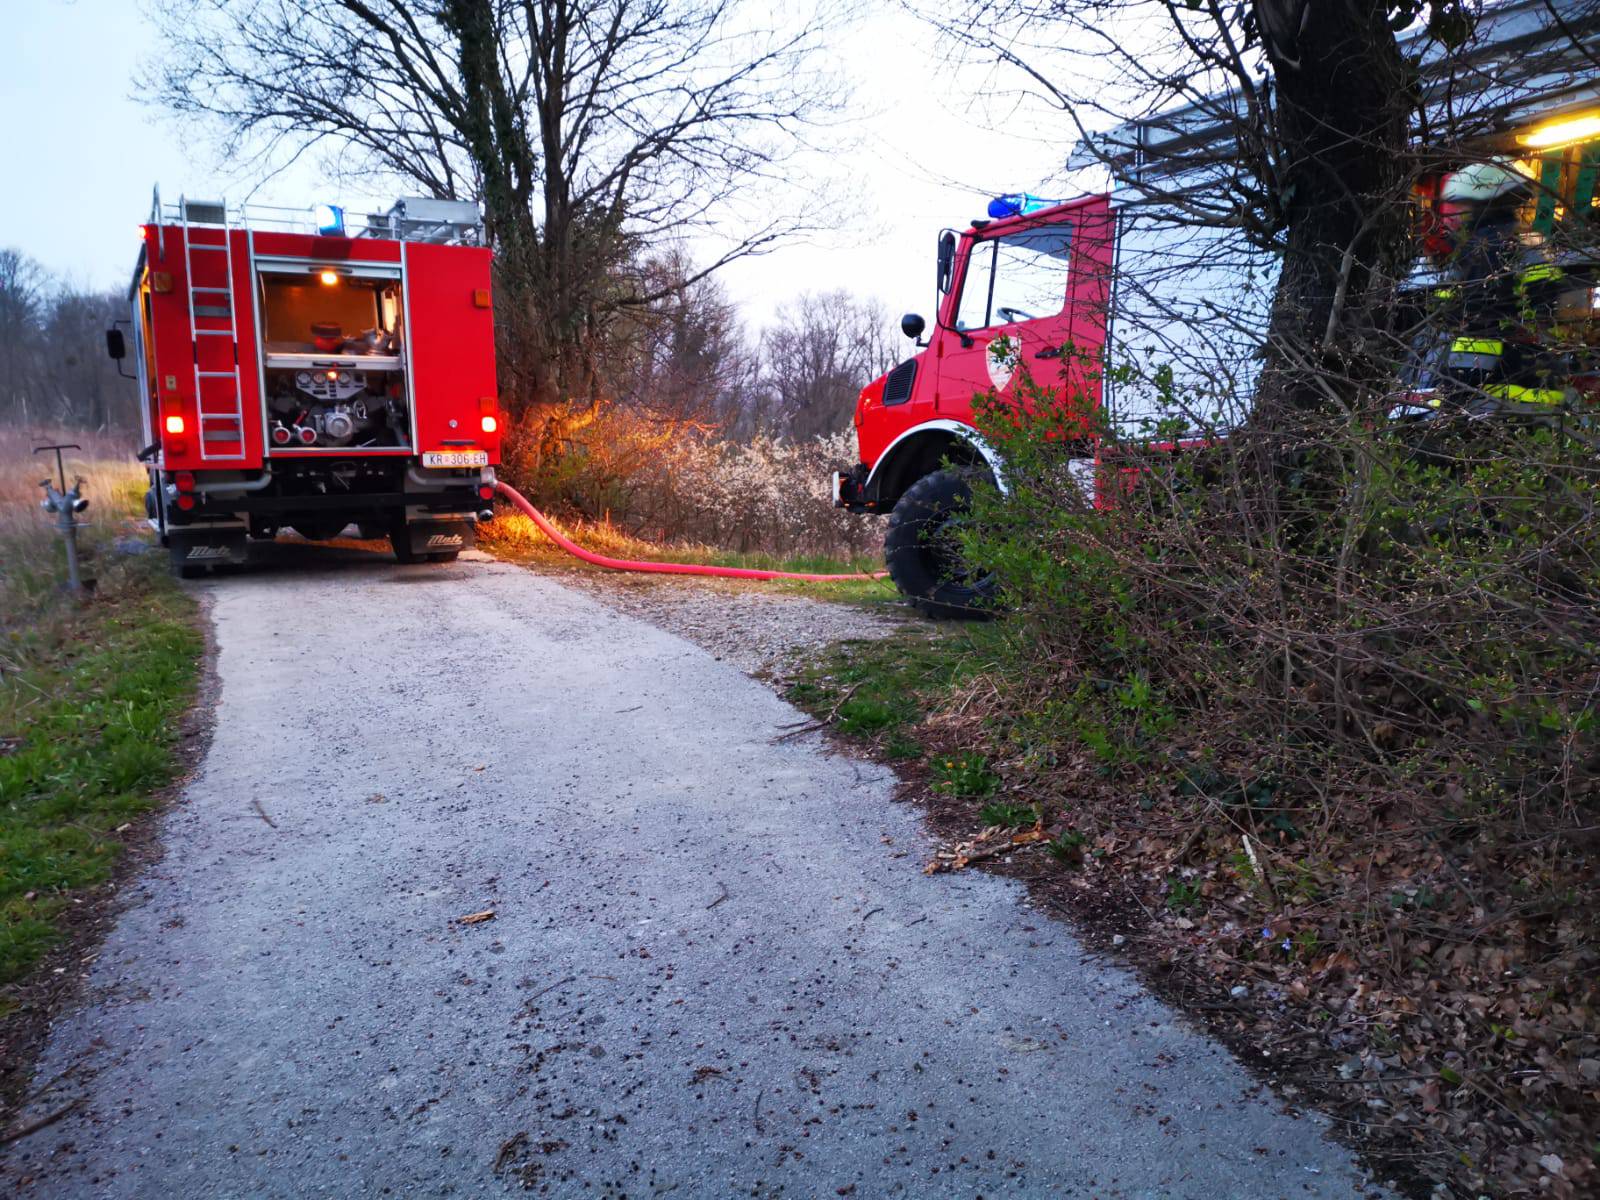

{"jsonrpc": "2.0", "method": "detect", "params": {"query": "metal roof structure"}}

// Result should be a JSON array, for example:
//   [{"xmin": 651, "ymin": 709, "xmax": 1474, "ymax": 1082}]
[{"xmin": 1068, "ymin": 0, "xmax": 1600, "ymax": 186}]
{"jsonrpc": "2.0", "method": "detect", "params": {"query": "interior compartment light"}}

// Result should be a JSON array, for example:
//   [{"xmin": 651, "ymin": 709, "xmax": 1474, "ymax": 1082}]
[
  {"xmin": 313, "ymin": 204, "xmax": 346, "ymax": 236},
  {"xmin": 165, "ymin": 414, "xmax": 185, "ymax": 434},
  {"xmin": 1520, "ymin": 112, "xmax": 1600, "ymax": 149},
  {"xmin": 319, "ymin": 269, "xmax": 340, "ymax": 286}
]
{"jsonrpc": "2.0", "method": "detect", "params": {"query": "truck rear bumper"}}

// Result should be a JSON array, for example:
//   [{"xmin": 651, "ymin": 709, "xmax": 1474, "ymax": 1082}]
[{"xmin": 192, "ymin": 489, "xmax": 481, "ymax": 515}]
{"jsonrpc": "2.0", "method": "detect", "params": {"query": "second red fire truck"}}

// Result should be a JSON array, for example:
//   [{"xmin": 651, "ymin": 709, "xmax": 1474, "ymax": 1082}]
[{"xmin": 834, "ymin": 0, "xmax": 1599, "ymax": 617}]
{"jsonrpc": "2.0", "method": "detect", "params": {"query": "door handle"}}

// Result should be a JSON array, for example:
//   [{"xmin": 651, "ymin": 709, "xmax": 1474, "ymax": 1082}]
[{"xmin": 1034, "ymin": 345, "xmax": 1061, "ymax": 360}]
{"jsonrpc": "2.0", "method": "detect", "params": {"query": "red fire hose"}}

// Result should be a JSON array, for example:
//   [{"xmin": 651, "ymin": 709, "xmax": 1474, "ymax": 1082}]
[{"xmin": 495, "ymin": 481, "xmax": 887, "ymax": 582}]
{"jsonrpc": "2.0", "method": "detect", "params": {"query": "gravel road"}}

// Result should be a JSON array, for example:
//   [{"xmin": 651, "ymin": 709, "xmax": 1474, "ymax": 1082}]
[
  {"xmin": 4, "ymin": 545, "xmax": 1380, "ymax": 1198},
  {"xmin": 519, "ymin": 562, "xmax": 910, "ymax": 676}
]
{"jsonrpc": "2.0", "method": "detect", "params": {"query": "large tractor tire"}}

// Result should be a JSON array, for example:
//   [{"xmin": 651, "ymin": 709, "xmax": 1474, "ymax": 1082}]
[{"xmin": 884, "ymin": 468, "xmax": 997, "ymax": 620}]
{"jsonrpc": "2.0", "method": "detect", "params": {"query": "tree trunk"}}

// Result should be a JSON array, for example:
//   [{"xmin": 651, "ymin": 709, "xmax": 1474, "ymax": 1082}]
[
  {"xmin": 438, "ymin": 0, "xmax": 548, "ymax": 414},
  {"xmin": 1251, "ymin": 0, "xmax": 1416, "ymax": 419}
]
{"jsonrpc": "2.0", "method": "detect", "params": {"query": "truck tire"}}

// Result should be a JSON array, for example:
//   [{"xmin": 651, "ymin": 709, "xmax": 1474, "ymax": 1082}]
[{"xmin": 884, "ymin": 468, "xmax": 997, "ymax": 619}]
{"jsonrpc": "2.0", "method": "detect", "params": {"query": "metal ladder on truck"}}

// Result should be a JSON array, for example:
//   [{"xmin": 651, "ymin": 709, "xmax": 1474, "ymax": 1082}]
[{"xmin": 180, "ymin": 197, "xmax": 247, "ymax": 462}]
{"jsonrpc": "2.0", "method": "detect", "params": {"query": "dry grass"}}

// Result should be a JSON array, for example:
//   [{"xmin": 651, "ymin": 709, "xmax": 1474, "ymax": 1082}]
[
  {"xmin": 480, "ymin": 508, "xmax": 895, "ymax": 604},
  {"xmin": 0, "ymin": 429, "xmax": 147, "ymax": 594},
  {"xmin": 480, "ymin": 507, "xmax": 700, "ymax": 563},
  {"xmin": 1, "ymin": 426, "xmax": 200, "ymax": 996}
]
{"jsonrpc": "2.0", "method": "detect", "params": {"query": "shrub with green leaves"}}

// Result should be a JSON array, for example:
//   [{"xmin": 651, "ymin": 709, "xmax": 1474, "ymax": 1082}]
[{"xmin": 961, "ymin": 356, "xmax": 1600, "ymax": 817}]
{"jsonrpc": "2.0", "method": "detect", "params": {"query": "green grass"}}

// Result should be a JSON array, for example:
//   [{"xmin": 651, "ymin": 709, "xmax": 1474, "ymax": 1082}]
[
  {"xmin": 937, "ymin": 753, "xmax": 1003, "ymax": 799},
  {"xmin": 703, "ymin": 549, "xmax": 899, "ymax": 605},
  {"xmin": 1046, "ymin": 829, "xmax": 1087, "ymax": 864},
  {"xmin": 782, "ymin": 625, "xmax": 1005, "ymax": 744},
  {"xmin": 976, "ymin": 800, "xmax": 1035, "ymax": 828},
  {"xmin": 1, "ymin": 514, "xmax": 201, "ymax": 989}
]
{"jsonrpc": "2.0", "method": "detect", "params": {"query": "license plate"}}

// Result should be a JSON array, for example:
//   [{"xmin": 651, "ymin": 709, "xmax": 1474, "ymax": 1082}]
[{"xmin": 422, "ymin": 450, "xmax": 488, "ymax": 468}]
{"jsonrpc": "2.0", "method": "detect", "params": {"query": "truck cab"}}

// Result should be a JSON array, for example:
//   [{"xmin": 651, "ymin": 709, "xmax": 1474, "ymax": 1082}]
[{"xmin": 834, "ymin": 193, "xmax": 1114, "ymax": 616}]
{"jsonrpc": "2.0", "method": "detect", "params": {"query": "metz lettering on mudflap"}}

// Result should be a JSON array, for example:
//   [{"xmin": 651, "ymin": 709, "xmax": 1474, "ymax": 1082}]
[
  {"xmin": 425, "ymin": 534, "xmax": 464, "ymax": 549},
  {"xmin": 186, "ymin": 545, "xmax": 233, "ymax": 560}
]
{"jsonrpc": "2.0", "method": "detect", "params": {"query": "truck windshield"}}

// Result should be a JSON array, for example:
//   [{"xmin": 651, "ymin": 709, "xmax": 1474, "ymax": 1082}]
[{"xmin": 955, "ymin": 225, "xmax": 1073, "ymax": 330}]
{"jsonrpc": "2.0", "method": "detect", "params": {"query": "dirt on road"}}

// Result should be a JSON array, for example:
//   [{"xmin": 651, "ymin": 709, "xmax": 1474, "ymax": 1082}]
[{"xmin": 2, "ymin": 543, "xmax": 1383, "ymax": 1197}]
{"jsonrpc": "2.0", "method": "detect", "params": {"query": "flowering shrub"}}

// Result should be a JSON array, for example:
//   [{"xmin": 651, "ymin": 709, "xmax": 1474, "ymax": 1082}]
[{"xmin": 503, "ymin": 408, "xmax": 878, "ymax": 560}]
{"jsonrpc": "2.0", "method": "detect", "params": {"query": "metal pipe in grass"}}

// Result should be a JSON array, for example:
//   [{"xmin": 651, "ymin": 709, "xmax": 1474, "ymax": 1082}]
[{"xmin": 34, "ymin": 443, "xmax": 90, "ymax": 594}]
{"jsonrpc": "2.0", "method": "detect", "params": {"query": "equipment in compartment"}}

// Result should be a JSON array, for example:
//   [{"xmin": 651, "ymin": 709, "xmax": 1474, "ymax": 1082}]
[
  {"xmin": 266, "ymin": 363, "xmax": 407, "ymax": 447},
  {"xmin": 258, "ymin": 267, "xmax": 411, "ymax": 449}
]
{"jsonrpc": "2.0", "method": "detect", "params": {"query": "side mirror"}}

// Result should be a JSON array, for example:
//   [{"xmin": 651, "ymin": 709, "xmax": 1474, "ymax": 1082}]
[
  {"xmin": 105, "ymin": 329, "xmax": 127, "ymax": 360},
  {"xmin": 936, "ymin": 231, "xmax": 956, "ymax": 294},
  {"xmin": 900, "ymin": 313, "xmax": 926, "ymax": 340}
]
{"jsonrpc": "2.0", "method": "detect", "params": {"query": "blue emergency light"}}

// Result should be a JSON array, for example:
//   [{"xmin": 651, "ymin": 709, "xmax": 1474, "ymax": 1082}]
[
  {"xmin": 988, "ymin": 193, "xmax": 1064, "ymax": 218},
  {"xmin": 313, "ymin": 203, "xmax": 346, "ymax": 236}
]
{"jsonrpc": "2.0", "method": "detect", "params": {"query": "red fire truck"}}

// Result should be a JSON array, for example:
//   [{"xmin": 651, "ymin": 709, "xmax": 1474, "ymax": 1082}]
[
  {"xmin": 832, "ymin": 193, "xmax": 1114, "ymax": 617},
  {"xmin": 109, "ymin": 191, "xmax": 501, "ymax": 576},
  {"xmin": 834, "ymin": 0, "xmax": 1599, "ymax": 618}
]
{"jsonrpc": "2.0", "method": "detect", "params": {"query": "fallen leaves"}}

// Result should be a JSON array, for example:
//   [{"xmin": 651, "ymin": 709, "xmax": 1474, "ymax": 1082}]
[
  {"xmin": 905, "ymin": 733, "xmax": 1599, "ymax": 1198},
  {"xmin": 457, "ymin": 910, "xmax": 496, "ymax": 925},
  {"xmin": 924, "ymin": 824, "xmax": 1049, "ymax": 874}
]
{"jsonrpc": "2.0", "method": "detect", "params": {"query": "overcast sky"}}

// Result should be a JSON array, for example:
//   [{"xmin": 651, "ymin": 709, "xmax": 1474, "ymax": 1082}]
[{"xmin": 0, "ymin": 1, "xmax": 1089, "ymax": 333}]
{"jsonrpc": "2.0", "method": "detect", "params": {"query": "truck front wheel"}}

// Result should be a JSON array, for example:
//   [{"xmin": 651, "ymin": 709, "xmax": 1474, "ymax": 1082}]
[{"xmin": 884, "ymin": 469, "xmax": 996, "ymax": 619}]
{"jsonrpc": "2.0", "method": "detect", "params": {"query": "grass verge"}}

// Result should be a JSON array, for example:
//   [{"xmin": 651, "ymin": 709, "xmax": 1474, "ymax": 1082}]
[{"xmin": 1, "ymin": 437, "xmax": 202, "ymax": 997}]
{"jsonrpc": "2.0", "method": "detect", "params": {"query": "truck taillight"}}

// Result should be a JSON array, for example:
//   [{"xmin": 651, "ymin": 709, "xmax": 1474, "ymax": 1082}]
[
  {"xmin": 477, "ymin": 484, "xmax": 495, "ymax": 501},
  {"xmin": 165, "ymin": 414, "xmax": 185, "ymax": 434},
  {"xmin": 174, "ymin": 472, "xmax": 195, "ymax": 494},
  {"xmin": 481, "ymin": 415, "xmax": 498, "ymax": 434},
  {"xmin": 175, "ymin": 494, "xmax": 196, "ymax": 511}
]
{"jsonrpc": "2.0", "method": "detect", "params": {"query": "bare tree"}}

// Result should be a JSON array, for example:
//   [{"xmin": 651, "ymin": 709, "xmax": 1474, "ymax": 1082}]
[
  {"xmin": 0, "ymin": 252, "xmax": 135, "ymax": 432},
  {"xmin": 0, "ymin": 250, "xmax": 48, "ymax": 425},
  {"xmin": 923, "ymin": 0, "xmax": 1530, "ymax": 420},
  {"xmin": 146, "ymin": 0, "xmax": 847, "ymax": 414},
  {"xmin": 612, "ymin": 248, "xmax": 756, "ymax": 426},
  {"xmin": 755, "ymin": 290, "xmax": 897, "ymax": 439}
]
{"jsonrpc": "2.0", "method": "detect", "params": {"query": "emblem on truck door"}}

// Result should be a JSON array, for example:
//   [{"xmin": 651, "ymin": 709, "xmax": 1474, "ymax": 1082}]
[{"xmin": 986, "ymin": 336, "xmax": 1022, "ymax": 392}]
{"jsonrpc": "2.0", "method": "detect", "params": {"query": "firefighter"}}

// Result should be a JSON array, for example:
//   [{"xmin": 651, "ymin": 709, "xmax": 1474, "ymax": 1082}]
[{"xmin": 1431, "ymin": 158, "xmax": 1578, "ymax": 413}]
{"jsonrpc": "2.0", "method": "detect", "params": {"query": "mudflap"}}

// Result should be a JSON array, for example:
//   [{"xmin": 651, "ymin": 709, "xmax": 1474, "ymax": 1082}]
[
  {"xmin": 402, "ymin": 517, "xmax": 475, "ymax": 557},
  {"xmin": 169, "ymin": 527, "xmax": 249, "ymax": 574}
]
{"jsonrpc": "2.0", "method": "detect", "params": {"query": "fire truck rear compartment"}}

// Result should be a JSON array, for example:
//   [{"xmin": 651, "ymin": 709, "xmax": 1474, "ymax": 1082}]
[{"xmin": 258, "ymin": 267, "xmax": 410, "ymax": 450}]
